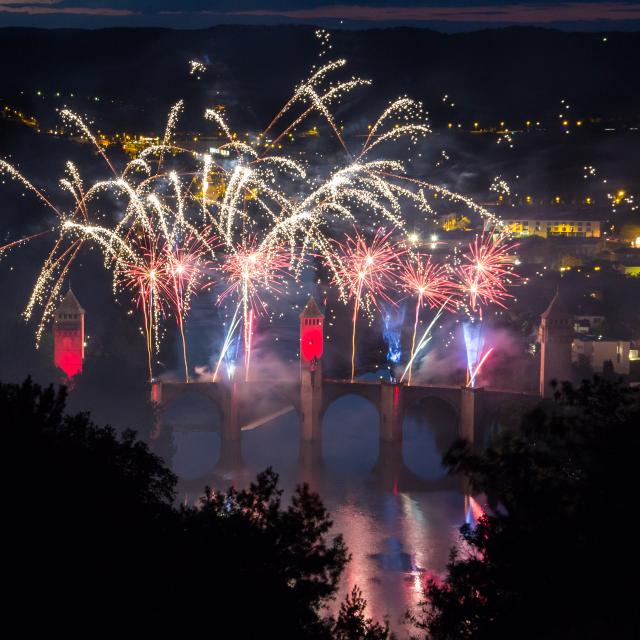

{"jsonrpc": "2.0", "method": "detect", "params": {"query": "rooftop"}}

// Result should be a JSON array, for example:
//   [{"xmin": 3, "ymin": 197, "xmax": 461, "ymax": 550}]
[
  {"xmin": 300, "ymin": 296, "xmax": 324, "ymax": 319},
  {"xmin": 492, "ymin": 205, "xmax": 604, "ymax": 221},
  {"xmin": 56, "ymin": 288, "xmax": 84, "ymax": 314},
  {"xmin": 541, "ymin": 291, "xmax": 572, "ymax": 320},
  {"xmin": 574, "ymin": 334, "xmax": 631, "ymax": 343}
]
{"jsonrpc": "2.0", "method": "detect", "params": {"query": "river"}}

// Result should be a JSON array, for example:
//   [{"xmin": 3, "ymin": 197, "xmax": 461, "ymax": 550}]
[{"xmin": 168, "ymin": 389, "xmax": 473, "ymax": 635}]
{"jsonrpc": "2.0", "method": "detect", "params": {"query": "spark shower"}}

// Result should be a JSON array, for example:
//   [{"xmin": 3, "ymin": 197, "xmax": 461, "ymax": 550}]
[{"xmin": 0, "ymin": 31, "xmax": 518, "ymax": 385}]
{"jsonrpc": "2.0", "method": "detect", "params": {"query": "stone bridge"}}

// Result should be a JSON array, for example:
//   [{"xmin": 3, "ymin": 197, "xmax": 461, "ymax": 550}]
[
  {"xmin": 150, "ymin": 295, "xmax": 542, "ymax": 464},
  {"xmin": 151, "ymin": 368, "xmax": 539, "ymax": 451}
]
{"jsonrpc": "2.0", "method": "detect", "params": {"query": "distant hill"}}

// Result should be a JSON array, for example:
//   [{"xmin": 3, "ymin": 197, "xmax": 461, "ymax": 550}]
[{"xmin": 0, "ymin": 25, "xmax": 639, "ymax": 129}]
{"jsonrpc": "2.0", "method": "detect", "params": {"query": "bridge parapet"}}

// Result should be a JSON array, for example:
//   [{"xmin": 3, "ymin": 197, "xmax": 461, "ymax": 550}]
[{"xmin": 150, "ymin": 377, "xmax": 540, "ymax": 451}]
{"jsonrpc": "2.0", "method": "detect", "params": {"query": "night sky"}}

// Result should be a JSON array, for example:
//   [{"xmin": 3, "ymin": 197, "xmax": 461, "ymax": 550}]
[{"xmin": 1, "ymin": 1, "xmax": 640, "ymax": 31}]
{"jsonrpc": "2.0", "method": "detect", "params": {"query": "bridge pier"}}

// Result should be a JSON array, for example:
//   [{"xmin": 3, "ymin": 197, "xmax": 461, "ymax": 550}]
[
  {"xmin": 298, "ymin": 440, "xmax": 323, "ymax": 487},
  {"xmin": 459, "ymin": 386, "xmax": 484, "ymax": 446},
  {"xmin": 379, "ymin": 382, "xmax": 404, "ymax": 443},
  {"xmin": 373, "ymin": 441, "xmax": 404, "ymax": 492},
  {"xmin": 300, "ymin": 361, "xmax": 322, "ymax": 442},
  {"xmin": 215, "ymin": 438, "xmax": 243, "ymax": 471},
  {"xmin": 219, "ymin": 382, "xmax": 241, "ymax": 444},
  {"xmin": 150, "ymin": 381, "xmax": 163, "ymax": 442}
]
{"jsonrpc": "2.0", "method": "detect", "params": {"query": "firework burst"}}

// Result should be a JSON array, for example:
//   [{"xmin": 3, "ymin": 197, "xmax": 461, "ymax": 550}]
[
  {"xmin": 0, "ymin": 30, "xmax": 513, "ymax": 385},
  {"xmin": 456, "ymin": 228, "xmax": 519, "ymax": 318},
  {"xmin": 120, "ymin": 235, "xmax": 172, "ymax": 382},
  {"xmin": 163, "ymin": 229, "xmax": 217, "ymax": 382},
  {"xmin": 399, "ymin": 254, "xmax": 457, "ymax": 384},
  {"xmin": 217, "ymin": 238, "xmax": 291, "ymax": 380},
  {"xmin": 329, "ymin": 227, "xmax": 402, "ymax": 381}
]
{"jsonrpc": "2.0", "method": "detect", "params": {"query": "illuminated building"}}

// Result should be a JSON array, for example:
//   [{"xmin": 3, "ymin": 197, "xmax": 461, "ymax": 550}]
[
  {"xmin": 300, "ymin": 297, "xmax": 324, "ymax": 442},
  {"xmin": 538, "ymin": 291, "xmax": 573, "ymax": 397},
  {"xmin": 573, "ymin": 314, "xmax": 605, "ymax": 334},
  {"xmin": 299, "ymin": 296, "xmax": 324, "ymax": 363},
  {"xmin": 53, "ymin": 288, "xmax": 85, "ymax": 379},
  {"xmin": 439, "ymin": 213, "xmax": 472, "ymax": 232},
  {"xmin": 572, "ymin": 337, "xmax": 631, "ymax": 375},
  {"xmin": 504, "ymin": 215, "xmax": 601, "ymax": 238},
  {"xmin": 209, "ymin": 146, "xmax": 230, "ymax": 157},
  {"xmin": 608, "ymin": 247, "xmax": 640, "ymax": 276},
  {"xmin": 122, "ymin": 135, "xmax": 160, "ymax": 158}
]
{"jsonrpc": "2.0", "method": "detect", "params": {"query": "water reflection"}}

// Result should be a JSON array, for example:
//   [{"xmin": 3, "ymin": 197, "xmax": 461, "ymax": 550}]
[
  {"xmin": 322, "ymin": 394, "xmax": 379, "ymax": 474},
  {"xmin": 170, "ymin": 394, "xmax": 466, "ymax": 631}
]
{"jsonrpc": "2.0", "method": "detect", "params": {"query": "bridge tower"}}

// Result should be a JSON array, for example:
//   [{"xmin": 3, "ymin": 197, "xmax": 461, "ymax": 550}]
[
  {"xmin": 54, "ymin": 288, "xmax": 85, "ymax": 380},
  {"xmin": 539, "ymin": 291, "xmax": 573, "ymax": 397},
  {"xmin": 300, "ymin": 297, "xmax": 324, "ymax": 441}
]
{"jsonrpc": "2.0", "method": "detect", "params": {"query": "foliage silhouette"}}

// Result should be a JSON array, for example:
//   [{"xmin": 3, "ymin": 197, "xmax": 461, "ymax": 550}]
[
  {"xmin": 3, "ymin": 377, "xmax": 389, "ymax": 639},
  {"xmin": 334, "ymin": 586, "xmax": 391, "ymax": 640},
  {"xmin": 418, "ymin": 377, "xmax": 640, "ymax": 639}
]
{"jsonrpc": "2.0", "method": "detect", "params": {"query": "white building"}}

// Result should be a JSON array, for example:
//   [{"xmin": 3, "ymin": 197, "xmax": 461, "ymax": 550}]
[{"xmin": 572, "ymin": 337, "xmax": 631, "ymax": 375}]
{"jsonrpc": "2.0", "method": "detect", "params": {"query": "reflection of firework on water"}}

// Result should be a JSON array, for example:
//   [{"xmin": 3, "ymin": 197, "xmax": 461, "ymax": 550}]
[
  {"xmin": 456, "ymin": 229, "xmax": 519, "ymax": 318},
  {"xmin": 0, "ymin": 30, "xmax": 513, "ymax": 384},
  {"xmin": 329, "ymin": 227, "xmax": 402, "ymax": 381},
  {"xmin": 399, "ymin": 255, "xmax": 457, "ymax": 384}
]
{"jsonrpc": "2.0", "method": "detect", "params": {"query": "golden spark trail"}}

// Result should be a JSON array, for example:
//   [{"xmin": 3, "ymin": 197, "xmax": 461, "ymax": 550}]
[{"xmin": 0, "ymin": 35, "xmax": 520, "ymax": 385}]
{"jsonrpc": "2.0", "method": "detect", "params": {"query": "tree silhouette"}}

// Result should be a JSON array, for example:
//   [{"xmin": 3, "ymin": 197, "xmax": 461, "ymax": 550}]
[
  {"xmin": 418, "ymin": 377, "xmax": 640, "ymax": 639},
  {"xmin": 602, "ymin": 358, "xmax": 615, "ymax": 380},
  {"xmin": 2, "ymin": 377, "xmax": 386, "ymax": 639},
  {"xmin": 333, "ymin": 586, "xmax": 391, "ymax": 640}
]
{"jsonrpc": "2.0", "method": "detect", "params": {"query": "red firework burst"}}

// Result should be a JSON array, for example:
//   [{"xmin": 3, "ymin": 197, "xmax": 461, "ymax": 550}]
[
  {"xmin": 217, "ymin": 237, "xmax": 291, "ymax": 316},
  {"xmin": 456, "ymin": 228, "xmax": 518, "ymax": 314},
  {"xmin": 330, "ymin": 226, "xmax": 402, "ymax": 308},
  {"xmin": 216, "ymin": 237, "xmax": 291, "ymax": 381},
  {"xmin": 328, "ymin": 226, "xmax": 403, "ymax": 380},
  {"xmin": 399, "ymin": 254, "xmax": 458, "ymax": 310},
  {"xmin": 398, "ymin": 253, "xmax": 457, "ymax": 384},
  {"xmin": 164, "ymin": 227, "xmax": 217, "ymax": 314},
  {"xmin": 121, "ymin": 227, "xmax": 216, "ymax": 382}
]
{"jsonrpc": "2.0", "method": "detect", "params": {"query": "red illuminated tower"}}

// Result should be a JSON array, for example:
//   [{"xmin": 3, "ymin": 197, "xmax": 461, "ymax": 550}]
[
  {"xmin": 300, "ymin": 297, "xmax": 324, "ymax": 441},
  {"xmin": 54, "ymin": 288, "xmax": 85, "ymax": 380},
  {"xmin": 538, "ymin": 290, "xmax": 573, "ymax": 397},
  {"xmin": 300, "ymin": 296, "xmax": 324, "ymax": 364}
]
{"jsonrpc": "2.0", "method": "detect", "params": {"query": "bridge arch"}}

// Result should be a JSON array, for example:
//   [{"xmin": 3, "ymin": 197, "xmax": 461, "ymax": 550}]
[
  {"xmin": 158, "ymin": 382, "xmax": 229, "ymax": 418},
  {"xmin": 159, "ymin": 389, "xmax": 224, "ymax": 478},
  {"xmin": 321, "ymin": 380, "xmax": 382, "ymax": 421},
  {"xmin": 401, "ymin": 393, "xmax": 460, "ymax": 480},
  {"xmin": 239, "ymin": 382, "xmax": 301, "ymax": 471},
  {"xmin": 321, "ymin": 392, "xmax": 380, "ymax": 473},
  {"xmin": 162, "ymin": 387, "xmax": 224, "ymax": 432}
]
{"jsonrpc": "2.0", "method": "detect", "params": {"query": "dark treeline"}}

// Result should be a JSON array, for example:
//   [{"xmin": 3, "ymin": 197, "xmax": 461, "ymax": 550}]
[
  {"xmin": 3, "ymin": 375, "xmax": 638, "ymax": 638},
  {"xmin": 2, "ymin": 378, "xmax": 388, "ymax": 639},
  {"xmin": 420, "ymin": 378, "xmax": 640, "ymax": 639},
  {"xmin": 1, "ymin": 26, "xmax": 640, "ymax": 129}
]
